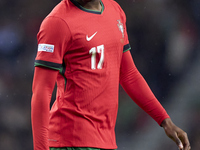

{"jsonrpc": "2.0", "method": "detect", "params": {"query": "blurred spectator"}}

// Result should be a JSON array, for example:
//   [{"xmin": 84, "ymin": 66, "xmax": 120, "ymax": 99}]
[{"xmin": 0, "ymin": 21, "xmax": 23, "ymax": 57}]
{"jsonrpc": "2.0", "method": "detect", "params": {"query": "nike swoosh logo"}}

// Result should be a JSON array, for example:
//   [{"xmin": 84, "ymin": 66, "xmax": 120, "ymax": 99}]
[{"xmin": 86, "ymin": 31, "xmax": 98, "ymax": 41}]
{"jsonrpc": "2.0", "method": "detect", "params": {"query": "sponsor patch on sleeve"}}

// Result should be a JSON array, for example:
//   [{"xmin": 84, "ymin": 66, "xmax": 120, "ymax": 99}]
[{"xmin": 38, "ymin": 44, "xmax": 54, "ymax": 53}]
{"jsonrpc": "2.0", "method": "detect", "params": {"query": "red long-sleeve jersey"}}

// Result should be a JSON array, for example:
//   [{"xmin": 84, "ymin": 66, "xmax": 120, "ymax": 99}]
[{"xmin": 31, "ymin": 0, "xmax": 169, "ymax": 149}]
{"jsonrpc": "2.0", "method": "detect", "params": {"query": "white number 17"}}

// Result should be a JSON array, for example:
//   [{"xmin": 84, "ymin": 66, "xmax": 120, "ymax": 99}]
[{"xmin": 89, "ymin": 44, "xmax": 104, "ymax": 70}]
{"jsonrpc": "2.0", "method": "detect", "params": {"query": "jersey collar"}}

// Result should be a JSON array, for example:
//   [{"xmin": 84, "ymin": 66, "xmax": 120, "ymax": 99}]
[{"xmin": 70, "ymin": 0, "xmax": 104, "ymax": 14}]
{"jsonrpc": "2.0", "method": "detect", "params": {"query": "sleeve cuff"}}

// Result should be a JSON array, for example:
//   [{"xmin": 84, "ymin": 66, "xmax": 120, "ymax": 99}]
[
  {"xmin": 34, "ymin": 60, "xmax": 62, "ymax": 71},
  {"xmin": 123, "ymin": 44, "xmax": 131, "ymax": 52}
]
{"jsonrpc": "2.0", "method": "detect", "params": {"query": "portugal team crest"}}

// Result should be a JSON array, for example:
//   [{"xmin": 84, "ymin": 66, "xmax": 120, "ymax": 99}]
[{"xmin": 117, "ymin": 20, "xmax": 124, "ymax": 38}]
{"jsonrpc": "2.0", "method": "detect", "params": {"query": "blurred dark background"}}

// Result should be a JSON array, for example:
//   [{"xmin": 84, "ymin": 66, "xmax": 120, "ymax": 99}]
[{"xmin": 0, "ymin": 0, "xmax": 200, "ymax": 149}]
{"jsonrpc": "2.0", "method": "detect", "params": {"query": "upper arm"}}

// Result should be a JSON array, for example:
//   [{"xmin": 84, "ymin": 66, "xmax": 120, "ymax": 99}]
[{"xmin": 35, "ymin": 16, "xmax": 72, "ymax": 70}]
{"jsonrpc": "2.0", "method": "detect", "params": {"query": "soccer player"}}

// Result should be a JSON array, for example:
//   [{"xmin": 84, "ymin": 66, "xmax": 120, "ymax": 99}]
[{"xmin": 31, "ymin": 0, "xmax": 191, "ymax": 150}]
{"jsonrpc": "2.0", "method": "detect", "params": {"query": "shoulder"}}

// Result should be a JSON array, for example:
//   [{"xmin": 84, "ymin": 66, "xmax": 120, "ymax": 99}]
[
  {"xmin": 104, "ymin": 0, "xmax": 126, "ymax": 18},
  {"xmin": 104, "ymin": 0, "xmax": 124, "ymax": 12},
  {"xmin": 39, "ymin": 0, "xmax": 72, "ymax": 31},
  {"xmin": 47, "ymin": 0, "xmax": 71, "ymax": 19},
  {"xmin": 104, "ymin": 0, "xmax": 127, "ymax": 23},
  {"xmin": 41, "ymin": 0, "xmax": 76, "ymax": 24}
]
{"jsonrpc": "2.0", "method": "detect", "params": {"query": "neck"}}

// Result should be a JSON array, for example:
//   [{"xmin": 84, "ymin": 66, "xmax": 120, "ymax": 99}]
[{"xmin": 75, "ymin": 0, "xmax": 102, "ymax": 11}]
